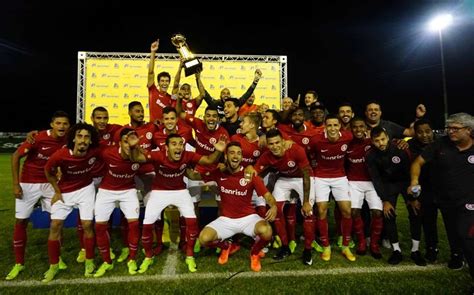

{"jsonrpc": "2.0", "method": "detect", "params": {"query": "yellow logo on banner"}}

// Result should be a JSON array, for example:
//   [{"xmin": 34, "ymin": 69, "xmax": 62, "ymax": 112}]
[{"xmin": 84, "ymin": 58, "xmax": 281, "ymax": 125}]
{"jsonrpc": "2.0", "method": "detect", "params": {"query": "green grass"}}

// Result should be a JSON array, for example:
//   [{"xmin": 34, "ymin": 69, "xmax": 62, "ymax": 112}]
[{"xmin": 0, "ymin": 153, "xmax": 472, "ymax": 294}]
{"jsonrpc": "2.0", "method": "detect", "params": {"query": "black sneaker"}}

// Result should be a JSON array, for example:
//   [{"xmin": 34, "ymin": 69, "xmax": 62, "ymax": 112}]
[
  {"xmin": 302, "ymin": 249, "xmax": 313, "ymax": 266},
  {"xmin": 388, "ymin": 250, "xmax": 403, "ymax": 265},
  {"xmin": 410, "ymin": 251, "xmax": 427, "ymax": 266},
  {"xmin": 425, "ymin": 247, "xmax": 439, "ymax": 263},
  {"xmin": 273, "ymin": 246, "xmax": 291, "ymax": 260},
  {"xmin": 447, "ymin": 254, "xmax": 464, "ymax": 270}
]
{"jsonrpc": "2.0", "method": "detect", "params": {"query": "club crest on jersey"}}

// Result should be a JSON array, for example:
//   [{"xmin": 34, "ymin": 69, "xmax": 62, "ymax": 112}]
[
  {"xmin": 180, "ymin": 164, "xmax": 187, "ymax": 170},
  {"xmin": 341, "ymin": 144, "xmax": 348, "ymax": 152},
  {"xmin": 392, "ymin": 156, "xmax": 401, "ymax": 164},
  {"xmin": 146, "ymin": 132, "xmax": 153, "ymax": 140},
  {"xmin": 365, "ymin": 145, "xmax": 371, "ymax": 152},
  {"xmin": 302, "ymin": 137, "xmax": 309, "ymax": 145},
  {"xmin": 288, "ymin": 161, "xmax": 296, "ymax": 168},
  {"xmin": 466, "ymin": 204, "xmax": 474, "ymax": 211},
  {"xmin": 88, "ymin": 157, "xmax": 97, "ymax": 165},
  {"xmin": 131, "ymin": 163, "xmax": 140, "ymax": 171},
  {"xmin": 186, "ymin": 102, "xmax": 193, "ymax": 108},
  {"xmin": 468, "ymin": 155, "xmax": 474, "ymax": 164},
  {"xmin": 253, "ymin": 150, "xmax": 260, "ymax": 157},
  {"xmin": 239, "ymin": 178, "xmax": 248, "ymax": 186},
  {"xmin": 209, "ymin": 137, "xmax": 217, "ymax": 144},
  {"xmin": 103, "ymin": 133, "xmax": 110, "ymax": 140}
]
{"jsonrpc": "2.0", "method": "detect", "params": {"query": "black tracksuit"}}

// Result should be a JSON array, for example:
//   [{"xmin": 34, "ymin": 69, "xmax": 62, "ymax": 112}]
[
  {"xmin": 421, "ymin": 136, "xmax": 474, "ymax": 280},
  {"xmin": 366, "ymin": 143, "xmax": 422, "ymax": 245},
  {"xmin": 408, "ymin": 138, "xmax": 439, "ymax": 250}
]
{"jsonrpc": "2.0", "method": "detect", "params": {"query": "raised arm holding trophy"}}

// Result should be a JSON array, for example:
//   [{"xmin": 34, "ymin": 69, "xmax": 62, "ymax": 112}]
[{"xmin": 171, "ymin": 34, "xmax": 203, "ymax": 77}]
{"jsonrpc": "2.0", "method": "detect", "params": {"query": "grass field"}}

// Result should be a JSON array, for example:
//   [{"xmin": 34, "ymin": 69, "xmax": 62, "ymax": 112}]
[{"xmin": 0, "ymin": 153, "xmax": 472, "ymax": 294}]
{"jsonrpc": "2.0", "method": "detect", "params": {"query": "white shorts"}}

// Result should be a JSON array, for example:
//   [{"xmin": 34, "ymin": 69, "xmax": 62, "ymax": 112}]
[
  {"xmin": 251, "ymin": 191, "xmax": 267, "ymax": 207},
  {"xmin": 187, "ymin": 179, "xmax": 205, "ymax": 202},
  {"xmin": 51, "ymin": 182, "xmax": 96, "ymax": 221},
  {"xmin": 314, "ymin": 176, "xmax": 351, "ymax": 203},
  {"xmin": 143, "ymin": 189, "xmax": 196, "ymax": 224},
  {"xmin": 207, "ymin": 214, "xmax": 264, "ymax": 240},
  {"xmin": 95, "ymin": 188, "xmax": 140, "ymax": 222},
  {"xmin": 272, "ymin": 177, "xmax": 315, "ymax": 205},
  {"xmin": 15, "ymin": 183, "xmax": 54, "ymax": 219},
  {"xmin": 349, "ymin": 181, "xmax": 383, "ymax": 210},
  {"xmin": 93, "ymin": 177, "xmax": 103, "ymax": 190}
]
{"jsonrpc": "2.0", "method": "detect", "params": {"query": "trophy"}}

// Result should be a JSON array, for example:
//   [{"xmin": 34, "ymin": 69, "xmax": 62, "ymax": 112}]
[{"xmin": 171, "ymin": 34, "xmax": 203, "ymax": 77}]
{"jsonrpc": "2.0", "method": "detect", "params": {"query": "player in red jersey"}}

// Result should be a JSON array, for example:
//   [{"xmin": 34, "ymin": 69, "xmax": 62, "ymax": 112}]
[
  {"xmin": 226, "ymin": 113, "xmax": 267, "ymax": 254},
  {"xmin": 152, "ymin": 106, "xmax": 195, "ymax": 252},
  {"xmin": 346, "ymin": 117, "xmax": 383, "ymax": 259},
  {"xmin": 171, "ymin": 59, "xmax": 205, "ymax": 117},
  {"xmin": 274, "ymin": 107, "xmax": 319, "ymax": 252},
  {"xmin": 42, "ymin": 123, "xmax": 100, "ymax": 282},
  {"xmin": 131, "ymin": 133, "xmax": 227, "ymax": 273},
  {"xmin": 91, "ymin": 106, "xmax": 122, "ymax": 147},
  {"xmin": 176, "ymin": 97, "xmax": 230, "ymax": 207},
  {"xmin": 93, "ymin": 128, "xmax": 146, "ymax": 277},
  {"xmin": 308, "ymin": 114, "xmax": 356, "ymax": 262},
  {"xmin": 153, "ymin": 107, "xmax": 194, "ymax": 150},
  {"xmin": 252, "ymin": 129, "xmax": 315, "ymax": 265},
  {"xmin": 197, "ymin": 142, "xmax": 277, "ymax": 272},
  {"xmin": 5, "ymin": 111, "xmax": 70, "ymax": 281},
  {"xmin": 70, "ymin": 106, "xmax": 125, "ymax": 265},
  {"xmin": 147, "ymin": 39, "xmax": 175, "ymax": 123},
  {"xmin": 306, "ymin": 103, "xmax": 326, "ymax": 133}
]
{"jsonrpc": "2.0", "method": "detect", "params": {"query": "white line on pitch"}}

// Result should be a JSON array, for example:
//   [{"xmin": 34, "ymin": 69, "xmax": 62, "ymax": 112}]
[
  {"xmin": 162, "ymin": 243, "xmax": 178, "ymax": 276},
  {"xmin": 0, "ymin": 264, "xmax": 447, "ymax": 288}
]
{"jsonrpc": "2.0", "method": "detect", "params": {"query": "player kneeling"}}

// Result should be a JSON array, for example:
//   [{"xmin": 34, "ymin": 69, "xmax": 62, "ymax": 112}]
[{"xmin": 195, "ymin": 142, "xmax": 277, "ymax": 272}]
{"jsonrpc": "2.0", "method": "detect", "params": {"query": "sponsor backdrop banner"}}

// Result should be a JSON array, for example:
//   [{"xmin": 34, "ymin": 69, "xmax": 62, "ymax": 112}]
[{"xmin": 84, "ymin": 58, "xmax": 282, "ymax": 125}]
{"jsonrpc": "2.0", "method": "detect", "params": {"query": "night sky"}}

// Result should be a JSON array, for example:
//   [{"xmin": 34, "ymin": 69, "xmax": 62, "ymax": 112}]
[{"xmin": 1, "ymin": 0, "xmax": 473, "ymax": 131}]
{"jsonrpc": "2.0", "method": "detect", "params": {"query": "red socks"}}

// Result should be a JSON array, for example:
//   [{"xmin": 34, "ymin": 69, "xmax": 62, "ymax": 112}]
[
  {"xmin": 128, "ymin": 221, "xmax": 139, "ymax": 260},
  {"xmin": 95, "ymin": 223, "xmax": 111, "ymax": 263},
  {"xmin": 47, "ymin": 240, "xmax": 61, "ymax": 265},
  {"xmin": 13, "ymin": 222, "xmax": 27, "ymax": 264}
]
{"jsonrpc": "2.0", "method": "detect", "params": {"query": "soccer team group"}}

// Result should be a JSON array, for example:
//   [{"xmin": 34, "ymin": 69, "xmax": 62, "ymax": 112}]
[{"xmin": 6, "ymin": 40, "xmax": 474, "ymax": 286}]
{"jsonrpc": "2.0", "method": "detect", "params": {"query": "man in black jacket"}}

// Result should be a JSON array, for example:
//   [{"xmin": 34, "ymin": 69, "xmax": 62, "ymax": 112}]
[
  {"xmin": 366, "ymin": 126, "xmax": 425, "ymax": 266},
  {"xmin": 407, "ymin": 119, "xmax": 439, "ymax": 263},
  {"xmin": 409, "ymin": 113, "xmax": 474, "ymax": 291},
  {"xmin": 202, "ymin": 69, "xmax": 262, "ymax": 119}
]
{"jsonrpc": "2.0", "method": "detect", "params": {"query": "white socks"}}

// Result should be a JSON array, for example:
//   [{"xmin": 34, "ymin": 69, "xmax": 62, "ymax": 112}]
[
  {"xmin": 411, "ymin": 239, "xmax": 420, "ymax": 252},
  {"xmin": 392, "ymin": 242, "xmax": 401, "ymax": 252}
]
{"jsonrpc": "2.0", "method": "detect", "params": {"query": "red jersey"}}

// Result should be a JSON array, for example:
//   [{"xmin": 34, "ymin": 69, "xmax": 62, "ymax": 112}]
[
  {"xmin": 45, "ymin": 147, "xmax": 100, "ymax": 193},
  {"xmin": 203, "ymin": 167, "xmax": 268, "ymax": 218},
  {"xmin": 279, "ymin": 123, "xmax": 320, "ymax": 150},
  {"xmin": 153, "ymin": 119, "xmax": 194, "ymax": 150},
  {"xmin": 146, "ymin": 150, "xmax": 202, "ymax": 190},
  {"xmin": 148, "ymin": 84, "xmax": 176, "ymax": 122},
  {"xmin": 185, "ymin": 115, "xmax": 229, "ymax": 173},
  {"xmin": 255, "ymin": 144, "xmax": 311, "ymax": 178},
  {"xmin": 17, "ymin": 130, "xmax": 66, "ymax": 183},
  {"xmin": 98, "ymin": 146, "xmax": 144, "ymax": 190},
  {"xmin": 177, "ymin": 96, "xmax": 199, "ymax": 117},
  {"xmin": 98, "ymin": 124, "xmax": 122, "ymax": 147},
  {"xmin": 115, "ymin": 122, "xmax": 158, "ymax": 151},
  {"xmin": 308, "ymin": 131, "xmax": 353, "ymax": 178},
  {"xmin": 230, "ymin": 134, "xmax": 265, "ymax": 167},
  {"xmin": 346, "ymin": 138, "xmax": 372, "ymax": 181},
  {"xmin": 306, "ymin": 121, "xmax": 325, "ymax": 134}
]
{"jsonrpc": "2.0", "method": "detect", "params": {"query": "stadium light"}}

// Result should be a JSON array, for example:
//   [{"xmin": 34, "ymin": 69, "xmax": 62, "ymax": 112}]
[
  {"xmin": 428, "ymin": 14, "xmax": 453, "ymax": 31},
  {"xmin": 428, "ymin": 13, "xmax": 452, "ymax": 122}
]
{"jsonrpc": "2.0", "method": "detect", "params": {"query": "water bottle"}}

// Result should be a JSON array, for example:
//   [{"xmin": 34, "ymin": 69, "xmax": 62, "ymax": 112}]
[{"xmin": 411, "ymin": 185, "xmax": 421, "ymax": 198}]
